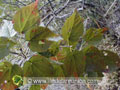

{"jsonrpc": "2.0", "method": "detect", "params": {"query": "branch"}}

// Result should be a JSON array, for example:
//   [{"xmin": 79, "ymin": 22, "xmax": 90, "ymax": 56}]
[
  {"xmin": 41, "ymin": 0, "xmax": 70, "ymax": 24},
  {"xmin": 39, "ymin": 0, "xmax": 54, "ymax": 11},
  {"xmin": 20, "ymin": 48, "xmax": 27, "ymax": 59},
  {"xmin": 48, "ymin": 0, "xmax": 54, "ymax": 10},
  {"xmin": 55, "ymin": 0, "xmax": 70, "ymax": 15},
  {"xmin": 16, "ymin": 0, "xmax": 26, "ymax": 6},
  {"xmin": 46, "ymin": 16, "xmax": 54, "ymax": 26},
  {"xmin": 55, "ymin": 7, "xmax": 83, "ymax": 19},
  {"xmin": 10, "ymin": 49, "xmax": 27, "ymax": 59},
  {"xmin": 104, "ymin": 0, "xmax": 117, "ymax": 17},
  {"xmin": 10, "ymin": 51, "xmax": 22, "ymax": 57},
  {"xmin": 3, "ymin": 0, "xmax": 20, "ymax": 8}
]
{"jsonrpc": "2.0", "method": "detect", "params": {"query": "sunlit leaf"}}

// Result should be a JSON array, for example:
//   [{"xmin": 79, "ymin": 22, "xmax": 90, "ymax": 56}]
[
  {"xmin": 38, "ymin": 42, "xmax": 59, "ymax": 58},
  {"xmin": 13, "ymin": 2, "xmax": 40, "ymax": 33},
  {"xmin": 25, "ymin": 26, "xmax": 56, "ymax": 41},
  {"xmin": 62, "ymin": 10, "xmax": 84, "ymax": 46},
  {"xmin": 83, "ymin": 28, "xmax": 103, "ymax": 45},
  {"xmin": 28, "ymin": 40, "xmax": 53, "ymax": 52}
]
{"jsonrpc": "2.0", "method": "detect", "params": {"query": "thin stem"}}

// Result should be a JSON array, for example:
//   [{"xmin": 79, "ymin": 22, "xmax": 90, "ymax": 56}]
[
  {"xmin": 104, "ymin": 0, "xmax": 117, "ymax": 17},
  {"xmin": 10, "ymin": 51, "xmax": 22, "ymax": 56},
  {"xmin": 48, "ymin": 0, "xmax": 54, "ymax": 10}
]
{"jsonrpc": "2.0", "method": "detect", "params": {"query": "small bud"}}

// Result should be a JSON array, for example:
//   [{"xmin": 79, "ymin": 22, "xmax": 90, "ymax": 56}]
[
  {"xmin": 41, "ymin": 40, "xmax": 45, "ymax": 42},
  {"xmin": 101, "ymin": 27, "xmax": 108, "ymax": 33},
  {"xmin": 32, "ymin": 11, "xmax": 37, "ymax": 16}
]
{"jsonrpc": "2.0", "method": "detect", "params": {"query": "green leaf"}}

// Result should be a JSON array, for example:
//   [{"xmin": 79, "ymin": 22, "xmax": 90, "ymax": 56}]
[
  {"xmin": 0, "ymin": 62, "xmax": 9, "ymax": 73},
  {"xmin": 38, "ymin": 41, "xmax": 60, "ymax": 58},
  {"xmin": 0, "ymin": 9, "xmax": 3, "ymax": 16},
  {"xmin": 83, "ymin": 46, "xmax": 106, "ymax": 76},
  {"xmin": 62, "ymin": 10, "xmax": 84, "ymax": 46},
  {"xmin": 28, "ymin": 40, "xmax": 53, "ymax": 52},
  {"xmin": 63, "ymin": 50, "xmax": 85, "ymax": 77},
  {"xmin": 83, "ymin": 28, "xmax": 103, "ymax": 45},
  {"xmin": 83, "ymin": 46, "xmax": 120, "ymax": 76},
  {"xmin": 0, "ymin": 37, "xmax": 15, "ymax": 60},
  {"xmin": 52, "ymin": 63, "xmax": 65, "ymax": 77},
  {"xmin": 13, "ymin": 2, "xmax": 40, "ymax": 33},
  {"xmin": 101, "ymin": 50, "xmax": 120, "ymax": 71},
  {"xmin": 26, "ymin": 27, "xmax": 57, "ymax": 52},
  {"xmin": 0, "ymin": 61, "xmax": 23, "ymax": 85},
  {"xmin": 47, "ymin": 42, "xmax": 59, "ymax": 56},
  {"xmin": 23, "ymin": 55, "xmax": 55, "ymax": 77},
  {"xmin": 39, "ymin": 51, "xmax": 54, "ymax": 58},
  {"xmin": 25, "ymin": 26, "xmax": 56, "ymax": 41},
  {"xmin": 30, "ymin": 85, "xmax": 41, "ymax": 90}
]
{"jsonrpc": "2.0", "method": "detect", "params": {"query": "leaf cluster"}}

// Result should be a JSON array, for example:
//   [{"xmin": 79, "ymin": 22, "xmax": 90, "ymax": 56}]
[{"xmin": 0, "ymin": 1, "xmax": 120, "ymax": 90}]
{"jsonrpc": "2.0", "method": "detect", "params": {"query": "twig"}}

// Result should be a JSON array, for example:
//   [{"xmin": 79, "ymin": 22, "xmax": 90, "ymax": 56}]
[
  {"xmin": 41, "ymin": 0, "xmax": 70, "ymax": 22},
  {"xmin": 20, "ymin": 48, "xmax": 27, "ymax": 59},
  {"xmin": 48, "ymin": 0, "xmax": 54, "ymax": 10},
  {"xmin": 3, "ymin": 0, "xmax": 20, "ymax": 8},
  {"xmin": 10, "ymin": 50, "xmax": 27, "ymax": 59},
  {"xmin": 16, "ymin": 0, "xmax": 26, "ymax": 6},
  {"xmin": 94, "ymin": 19, "xmax": 101, "ymax": 28},
  {"xmin": 55, "ymin": 0, "xmax": 70, "ymax": 15},
  {"xmin": 46, "ymin": 16, "xmax": 54, "ymax": 26},
  {"xmin": 39, "ymin": 0, "xmax": 54, "ymax": 11},
  {"xmin": 104, "ymin": 0, "xmax": 117, "ymax": 17},
  {"xmin": 41, "ymin": 13, "xmax": 52, "ymax": 22},
  {"xmin": 10, "ymin": 51, "xmax": 22, "ymax": 57}
]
